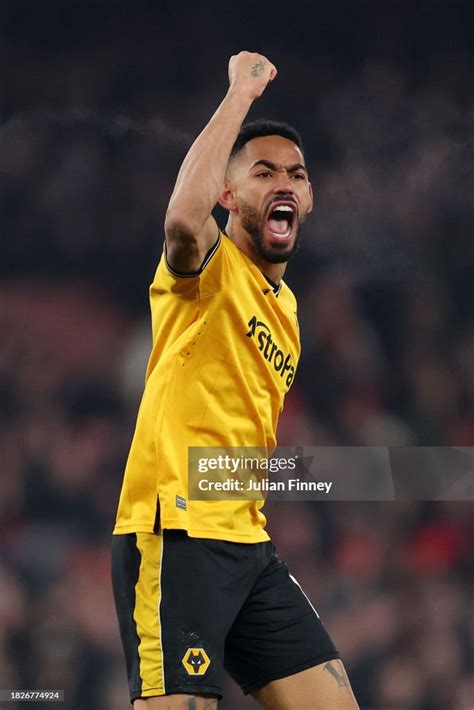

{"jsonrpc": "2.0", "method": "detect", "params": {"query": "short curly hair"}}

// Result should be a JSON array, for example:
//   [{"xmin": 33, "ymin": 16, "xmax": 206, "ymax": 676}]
[{"xmin": 229, "ymin": 119, "xmax": 305, "ymax": 161}]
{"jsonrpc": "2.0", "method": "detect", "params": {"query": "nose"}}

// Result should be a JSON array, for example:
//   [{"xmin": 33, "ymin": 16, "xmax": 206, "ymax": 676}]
[{"xmin": 273, "ymin": 170, "xmax": 294, "ymax": 194}]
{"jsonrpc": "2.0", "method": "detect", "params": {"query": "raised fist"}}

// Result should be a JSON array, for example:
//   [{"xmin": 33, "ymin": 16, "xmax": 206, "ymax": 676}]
[{"xmin": 228, "ymin": 51, "xmax": 277, "ymax": 100}]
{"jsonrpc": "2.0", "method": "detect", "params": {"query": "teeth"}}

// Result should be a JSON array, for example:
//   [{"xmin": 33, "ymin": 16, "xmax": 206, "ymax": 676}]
[{"xmin": 273, "ymin": 205, "xmax": 294, "ymax": 212}]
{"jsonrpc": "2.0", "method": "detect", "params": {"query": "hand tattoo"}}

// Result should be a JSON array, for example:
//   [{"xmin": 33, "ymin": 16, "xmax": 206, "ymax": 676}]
[
  {"xmin": 324, "ymin": 660, "xmax": 349, "ymax": 688},
  {"xmin": 250, "ymin": 60, "xmax": 265, "ymax": 77}
]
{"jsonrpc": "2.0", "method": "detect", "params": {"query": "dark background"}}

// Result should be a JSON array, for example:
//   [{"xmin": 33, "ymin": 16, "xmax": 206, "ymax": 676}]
[{"xmin": 0, "ymin": 1, "xmax": 472, "ymax": 708}]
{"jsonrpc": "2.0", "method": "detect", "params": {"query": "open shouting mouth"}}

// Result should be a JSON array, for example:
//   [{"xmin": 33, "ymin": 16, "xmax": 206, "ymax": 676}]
[{"xmin": 266, "ymin": 200, "xmax": 297, "ymax": 240}]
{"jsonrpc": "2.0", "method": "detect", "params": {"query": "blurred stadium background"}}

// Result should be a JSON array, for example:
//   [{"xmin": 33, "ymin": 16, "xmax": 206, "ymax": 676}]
[{"xmin": 0, "ymin": 1, "xmax": 472, "ymax": 708}]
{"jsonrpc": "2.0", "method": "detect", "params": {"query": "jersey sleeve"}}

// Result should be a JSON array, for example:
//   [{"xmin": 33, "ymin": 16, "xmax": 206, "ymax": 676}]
[
  {"xmin": 147, "ymin": 230, "xmax": 230, "ymax": 359},
  {"xmin": 150, "ymin": 228, "xmax": 228, "ymax": 301}
]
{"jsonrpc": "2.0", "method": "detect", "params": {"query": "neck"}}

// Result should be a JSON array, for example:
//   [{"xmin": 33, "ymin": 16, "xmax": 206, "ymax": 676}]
[{"xmin": 225, "ymin": 216, "xmax": 287, "ymax": 283}]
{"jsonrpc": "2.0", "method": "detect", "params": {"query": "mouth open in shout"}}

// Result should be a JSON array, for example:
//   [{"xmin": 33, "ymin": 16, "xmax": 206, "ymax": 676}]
[{"xmin": 266, "ymin": 203, "xmax": 296, "ymax": 240}]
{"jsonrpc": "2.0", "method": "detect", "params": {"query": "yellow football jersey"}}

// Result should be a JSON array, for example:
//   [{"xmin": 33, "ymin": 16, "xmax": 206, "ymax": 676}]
[{"xmin": 113, "ymin": 231, "xmax": 301, "ymax": 542}]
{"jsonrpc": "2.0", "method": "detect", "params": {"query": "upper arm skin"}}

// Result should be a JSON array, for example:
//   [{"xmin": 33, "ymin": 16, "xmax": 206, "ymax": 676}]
[{"xmin": 164, "ymin": 214, "xmax": 219, "ymax": 274}]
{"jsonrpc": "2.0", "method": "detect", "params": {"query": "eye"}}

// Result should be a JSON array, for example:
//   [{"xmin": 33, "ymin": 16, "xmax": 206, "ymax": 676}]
[
  {"xmin": 256, "ymin": 171, "xmax": 272, "ymax": 178},
  {"xmin": 291, "ymin": 173, "xmax": 306, "ymax": 180}
]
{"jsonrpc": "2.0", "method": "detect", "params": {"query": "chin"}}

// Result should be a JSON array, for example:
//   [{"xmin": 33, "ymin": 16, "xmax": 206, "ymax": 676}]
[{"xmin": 258, "ymin": 239, "xmax": 298, "ymax": 264}]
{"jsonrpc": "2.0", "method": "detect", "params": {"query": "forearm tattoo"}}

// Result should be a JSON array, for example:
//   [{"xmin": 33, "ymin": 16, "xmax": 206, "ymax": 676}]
[
  {"xmin": 250, "ymin": 60, "xmax": 265, "ymax": 77},
  {"xmin": 324, "ymin": 660, "xmax": 350, "ymax": 688}
]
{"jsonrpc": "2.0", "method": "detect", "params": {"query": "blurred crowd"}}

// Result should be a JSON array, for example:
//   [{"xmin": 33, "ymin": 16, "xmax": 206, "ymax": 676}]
[{"xmin": 1, "ymin": 3, "xmax": 473, "ymax": 708}]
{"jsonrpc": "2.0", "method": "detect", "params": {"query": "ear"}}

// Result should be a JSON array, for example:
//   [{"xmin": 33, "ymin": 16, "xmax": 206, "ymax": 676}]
[
  {"xmin": 218, "ymin": 178, "xmax": 238, "ymax": 213},
  {"xmin": 307, "ymin": 181, "xmax": 314, "ymax": 214}
]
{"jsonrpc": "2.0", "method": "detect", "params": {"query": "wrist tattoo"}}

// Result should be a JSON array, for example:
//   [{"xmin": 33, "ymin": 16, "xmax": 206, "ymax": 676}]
[{"xmin": 250, "ymin": 60, "xmax": 265, "ymax": 77}]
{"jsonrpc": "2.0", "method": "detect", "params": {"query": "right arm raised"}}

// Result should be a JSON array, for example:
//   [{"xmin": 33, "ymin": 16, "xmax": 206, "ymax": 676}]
[{"xmin": 164, "ymin": 51, "xmax": 277, "ymax": 274}]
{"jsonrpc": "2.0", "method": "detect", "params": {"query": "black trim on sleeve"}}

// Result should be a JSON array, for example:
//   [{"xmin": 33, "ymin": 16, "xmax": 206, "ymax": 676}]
[{"xmin": 165, "ymin": 228, "xmax": 221, "ymax": 278}]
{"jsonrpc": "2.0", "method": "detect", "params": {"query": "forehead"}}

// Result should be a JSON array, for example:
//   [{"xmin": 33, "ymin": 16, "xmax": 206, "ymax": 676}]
[{"xmin": 239, "ymin": 135, "xmax": 305, "ymax": 169}]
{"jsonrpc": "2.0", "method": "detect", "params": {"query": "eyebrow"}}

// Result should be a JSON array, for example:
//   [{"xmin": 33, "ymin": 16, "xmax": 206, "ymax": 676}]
[{"xmin": 249, "ymin": 159, "xmax": 308, "ymax": 173}]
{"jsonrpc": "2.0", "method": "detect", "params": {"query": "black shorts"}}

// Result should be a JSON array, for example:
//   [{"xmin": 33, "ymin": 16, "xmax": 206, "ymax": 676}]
[{"xmin": 111, "ymin": 530, "xmax": 339, "ymax": 703}]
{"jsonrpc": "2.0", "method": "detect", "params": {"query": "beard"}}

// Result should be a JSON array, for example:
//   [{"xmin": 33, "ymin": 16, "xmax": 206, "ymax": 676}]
[{"xmin": 238, "ymin": 198, "xmax": 304, "ymax": 264}]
